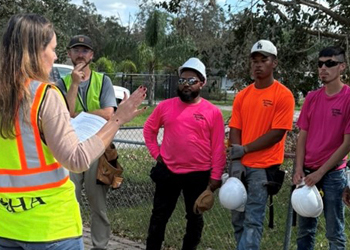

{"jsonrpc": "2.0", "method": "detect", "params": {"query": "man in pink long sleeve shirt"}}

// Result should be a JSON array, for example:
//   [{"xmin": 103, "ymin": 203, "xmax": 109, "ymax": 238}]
[
  {"xmin": 143, "ymin": 58, "xmax": 226, "ymax": 250},
  {"xmin": 293, "ymin": 46, "xmax": 350, "ymax": 250}
]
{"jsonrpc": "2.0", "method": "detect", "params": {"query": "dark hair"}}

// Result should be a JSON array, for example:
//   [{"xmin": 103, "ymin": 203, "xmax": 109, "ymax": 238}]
[
  {"xmin": 319, "ymin": 46, "xmax": 345, "ymax": 62},
  {"xmin": 180, "ymin": 68, "xmax": 205, "ymax": 82}
]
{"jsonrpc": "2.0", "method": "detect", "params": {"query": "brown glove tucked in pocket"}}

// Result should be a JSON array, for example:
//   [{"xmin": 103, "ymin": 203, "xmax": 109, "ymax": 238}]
[{"xmin": 96, "ymin": 143, "xmax": 124, "ymax": 189}]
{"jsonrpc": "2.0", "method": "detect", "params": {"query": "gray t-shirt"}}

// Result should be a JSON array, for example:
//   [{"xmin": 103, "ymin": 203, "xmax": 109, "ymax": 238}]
[{"xmin": 56, "ymin": 72, "xmax": 117, "ymax": 111}]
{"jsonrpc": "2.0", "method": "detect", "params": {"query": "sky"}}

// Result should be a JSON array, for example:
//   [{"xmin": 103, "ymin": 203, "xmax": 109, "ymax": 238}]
[
  {"xmin": 70, "ymin": 0, "xmax": 247, "ymax": 26},
  {"xmin": 71, "ymin": 0, "xmax": 139, "ymax": 26}
]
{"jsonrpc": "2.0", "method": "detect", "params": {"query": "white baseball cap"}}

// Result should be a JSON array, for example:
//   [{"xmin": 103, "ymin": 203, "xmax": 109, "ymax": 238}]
[
  {"xmin": 251, "ymin": 40, "xmax": 277, "ymax": 57},
  {"xmin": 178, "ymin": 57, "xmax": 207, "ymax": 85}
]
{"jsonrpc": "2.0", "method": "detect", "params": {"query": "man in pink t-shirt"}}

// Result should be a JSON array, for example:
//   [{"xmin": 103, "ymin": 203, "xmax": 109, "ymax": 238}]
[
  {"xmin": 143, "ymin": 58, "xmax": 226, "ymax": 250},
  {"xmin": 293, "ymin": 46, "xmax": 350, "ymax": 250}
]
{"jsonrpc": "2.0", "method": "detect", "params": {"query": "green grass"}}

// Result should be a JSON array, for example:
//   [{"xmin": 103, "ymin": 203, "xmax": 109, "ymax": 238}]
[
  {"xmin": 93, "ymin": 98, "xmax": 346, "ymax": 249},
  {"xmin": 123, "ymin": 102, "xmax": 232, "ymax": 127},
  {"xmin": 81, "ymin": 151, "xmax": 350, "ymax": 250},
  {"xmin": 123, "ymin": 104, "xmax": 154, "ymax": 127},
  {"xmin": 221, "ymin": 109, "xmax": 232, "ymax": 124},
  {"xmin": 209, "ymin": 99, "xmax": 233, "ymax": 106},
  {"xmin": 295, "ymin": 98, "xmax": 305, "ymax": 111},
  {"xmin": 117, "ymin": 147, "xmax": 154, "ymax": 183},
  {"xmin": 123, "ymin": 94, "xmax": 302, "ymax": 127}
]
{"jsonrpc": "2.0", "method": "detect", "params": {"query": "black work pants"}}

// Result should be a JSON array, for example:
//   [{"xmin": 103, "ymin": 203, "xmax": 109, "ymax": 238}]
[{"xmin": 146, "ymin": 170, "xmax": 210, "ymax": 250}]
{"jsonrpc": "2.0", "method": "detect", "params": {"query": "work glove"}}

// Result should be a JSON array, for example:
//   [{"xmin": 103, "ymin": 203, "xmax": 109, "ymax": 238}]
[
  {"xmin": 229, "ymin": 144, "xmax": 246, "ymax": 160},
  {"xmin": 229, "ymin": 160, "xmax": 246, "ymax": 181},
  {"xmin": 193, "ymin": 186, "xmax": 214, "ymax": 214}
]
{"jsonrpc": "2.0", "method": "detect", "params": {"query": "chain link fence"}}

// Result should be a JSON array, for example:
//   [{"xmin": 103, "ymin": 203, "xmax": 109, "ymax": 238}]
[
  {"xmin": 104, "ymin": 73, "xmax": 231, "ymax": 103},
  {"xmin": 79, "ymin": 125, "xmax": 350, "ymax": 250}
]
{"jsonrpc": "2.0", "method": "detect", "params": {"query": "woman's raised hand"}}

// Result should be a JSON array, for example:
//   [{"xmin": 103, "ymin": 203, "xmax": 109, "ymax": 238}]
[{"xmin": 112, "ymin": 86, "xmax": 147, "ymax": 125}]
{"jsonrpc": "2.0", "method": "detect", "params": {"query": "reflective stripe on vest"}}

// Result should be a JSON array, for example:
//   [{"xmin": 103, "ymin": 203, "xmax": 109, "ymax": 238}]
[
  {"xmin": 63, "ymin": 71, "xmax": 104, "ymax": 112},
  {"xmin": 0, "ymin": 81, "xmax": 69, "ymax": 193}
]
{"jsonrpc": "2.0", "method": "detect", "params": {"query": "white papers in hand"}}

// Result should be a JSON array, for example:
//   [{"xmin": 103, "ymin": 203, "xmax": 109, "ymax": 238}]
[{"xmin": 70, "ymin": 112, "xmax": 107, "ymax": 142}]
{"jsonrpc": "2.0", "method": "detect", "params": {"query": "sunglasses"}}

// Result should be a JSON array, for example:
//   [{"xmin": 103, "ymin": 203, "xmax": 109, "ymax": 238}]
[
  {"xmin": 178, "ymin": 77, "xmax": 201, "ymax": 86},
  {"xmin": 318, "ymin": 60, "xmax": 343, "ymax": 68}
]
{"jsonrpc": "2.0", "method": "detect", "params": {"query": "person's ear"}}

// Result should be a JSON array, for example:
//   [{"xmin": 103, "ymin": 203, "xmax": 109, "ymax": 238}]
[
  {"xmin": 340, "ymin": 62, "xmax": 346, "ymax": 73},
  {"xmin": 272, "ymin": 58, "xmax": 278, "ymax": 69}
]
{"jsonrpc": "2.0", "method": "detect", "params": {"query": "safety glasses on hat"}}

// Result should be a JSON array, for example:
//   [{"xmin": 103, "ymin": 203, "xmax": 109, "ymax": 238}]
[
  {"xmin": 318, "ymin": 60, "xmax": 343, "ymax": 68},
  {"xmin": 178, "ymin": 77, "xmax": 201, "ymax": 86}
]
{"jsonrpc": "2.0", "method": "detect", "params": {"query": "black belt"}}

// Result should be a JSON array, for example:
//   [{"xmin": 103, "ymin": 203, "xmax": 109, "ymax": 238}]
[{"xmin": 304, "ymin": 160, "xmax": 345, "ymax": 173}]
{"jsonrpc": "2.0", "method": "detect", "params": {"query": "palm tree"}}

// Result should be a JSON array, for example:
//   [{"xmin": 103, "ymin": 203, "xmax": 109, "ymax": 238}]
[{"xmin": 143, "ymin": 10, "xmax": 167, "ymax": 106}]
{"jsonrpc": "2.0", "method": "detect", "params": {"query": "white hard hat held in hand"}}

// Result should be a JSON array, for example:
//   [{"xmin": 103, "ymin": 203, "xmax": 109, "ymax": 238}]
[
  {"xmin": 291, "ymin": 179, "xmax": 323, "ymax": 218},
  {"xmin": 178, "ymin": 57, "xmax": 207, "ymax": 85},
  {"xmin": 219, "ymin": 176, "xmax": 247, "ymax": 211}
]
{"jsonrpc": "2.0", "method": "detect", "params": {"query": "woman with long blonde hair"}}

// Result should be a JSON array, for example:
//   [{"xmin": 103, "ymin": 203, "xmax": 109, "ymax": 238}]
[{"xmin": 0, "ymin": 13, "xmax": 146, "ymax": 250}]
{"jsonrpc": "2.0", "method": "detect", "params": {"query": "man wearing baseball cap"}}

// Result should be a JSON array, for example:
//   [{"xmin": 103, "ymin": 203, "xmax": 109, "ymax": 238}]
[
  {"xmin": 67, "ymin": 35, "xmax": 94, "ymax": 50},
  {"xmin": 56, "ymin": 35, "xmax": 117, "ymax": 250},
  {"xmin": 228, "ymin": 40, "xmax": 294, "ymax": 249},
  {"xmin": 143, "ymin": 57, "xmax": 226, "ymax": 250}
]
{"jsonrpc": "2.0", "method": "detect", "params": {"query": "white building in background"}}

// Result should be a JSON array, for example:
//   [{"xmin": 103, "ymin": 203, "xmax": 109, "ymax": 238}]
[{"xmin": 220, "ymin": 76, "xmax": 236, "ymax": 93}]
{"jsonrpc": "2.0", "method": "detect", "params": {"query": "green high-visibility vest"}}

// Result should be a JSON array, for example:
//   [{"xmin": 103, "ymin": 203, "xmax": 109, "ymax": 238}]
[
  {"xmin": 63, "ymin": 71, "xmax": 104, "ymax": 112},
  {"xmin": 0, "ymin": 81, "xmax": 82, "ymax": 242}
]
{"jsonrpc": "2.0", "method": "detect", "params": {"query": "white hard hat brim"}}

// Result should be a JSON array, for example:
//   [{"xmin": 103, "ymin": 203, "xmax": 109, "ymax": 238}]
[
  {"xmin": 219, "ymin": 177, "xmax": 247, "ymax": 210},
  {"xmin": 291, "ymin": 185, "xmax": 323, "ymax": 218}
]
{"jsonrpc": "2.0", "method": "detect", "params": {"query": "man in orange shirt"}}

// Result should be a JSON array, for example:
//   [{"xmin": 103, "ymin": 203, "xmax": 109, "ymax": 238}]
[{"xmin": 228, "ymin": 40, "xmax": 295, "ymax": 250}]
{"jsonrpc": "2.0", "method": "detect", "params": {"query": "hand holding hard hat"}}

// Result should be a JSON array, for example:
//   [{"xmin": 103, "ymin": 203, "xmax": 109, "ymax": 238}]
[
  {"xmin": 291, "ymin": 179, "xmax": 323, "ymax": 218},
  {"xmin": 303, "ymin": 169, "xmax": 323, "ymax": 187}
]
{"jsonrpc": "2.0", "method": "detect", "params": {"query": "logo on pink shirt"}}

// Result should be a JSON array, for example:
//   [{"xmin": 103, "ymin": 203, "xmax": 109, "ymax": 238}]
[
  {"xmin": 332, "ymin": 108, "xmax": 342, "ymax": 116},
  {"xmin": 194, "ymin": 113, "xmax": 205, "ymax": 121}
]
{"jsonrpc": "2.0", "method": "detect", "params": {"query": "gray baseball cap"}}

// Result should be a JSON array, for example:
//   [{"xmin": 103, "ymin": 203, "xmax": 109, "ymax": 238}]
[{"xmin": 67, "ymin": 35, "xmax": 93, "ymax": 50}]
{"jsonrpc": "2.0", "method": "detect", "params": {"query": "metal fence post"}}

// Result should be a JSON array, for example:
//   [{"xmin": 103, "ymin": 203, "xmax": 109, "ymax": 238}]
[{"xmin": 283, "ymin": 153, "xmax": 296, "ymax": 250}]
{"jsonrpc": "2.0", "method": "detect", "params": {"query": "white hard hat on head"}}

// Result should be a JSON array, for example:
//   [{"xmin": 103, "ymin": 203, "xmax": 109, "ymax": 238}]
[
  {"xmin": 291, "ymin": 180, "xmax": 323, "ymax": 218},
  {"xmin": 178, "ymin": 57, "xmax": 207, "ymax": 85},
  {"xmin": 219, "ymin": 176, "xmax": 247, "ymax": 211},
  {"xmin": 251, "ymin": 40, "xmax": 277, "ymax": 57}
]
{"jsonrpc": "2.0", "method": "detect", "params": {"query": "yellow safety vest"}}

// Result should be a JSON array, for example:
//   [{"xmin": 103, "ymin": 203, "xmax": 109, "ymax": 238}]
[
  {"xmin": 63, "ymin": 71, "xmax": 104, "ymax": 112},
  {"xmin": 0, "ymin": 80, "xmax": 82, "ymax": 242}
]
